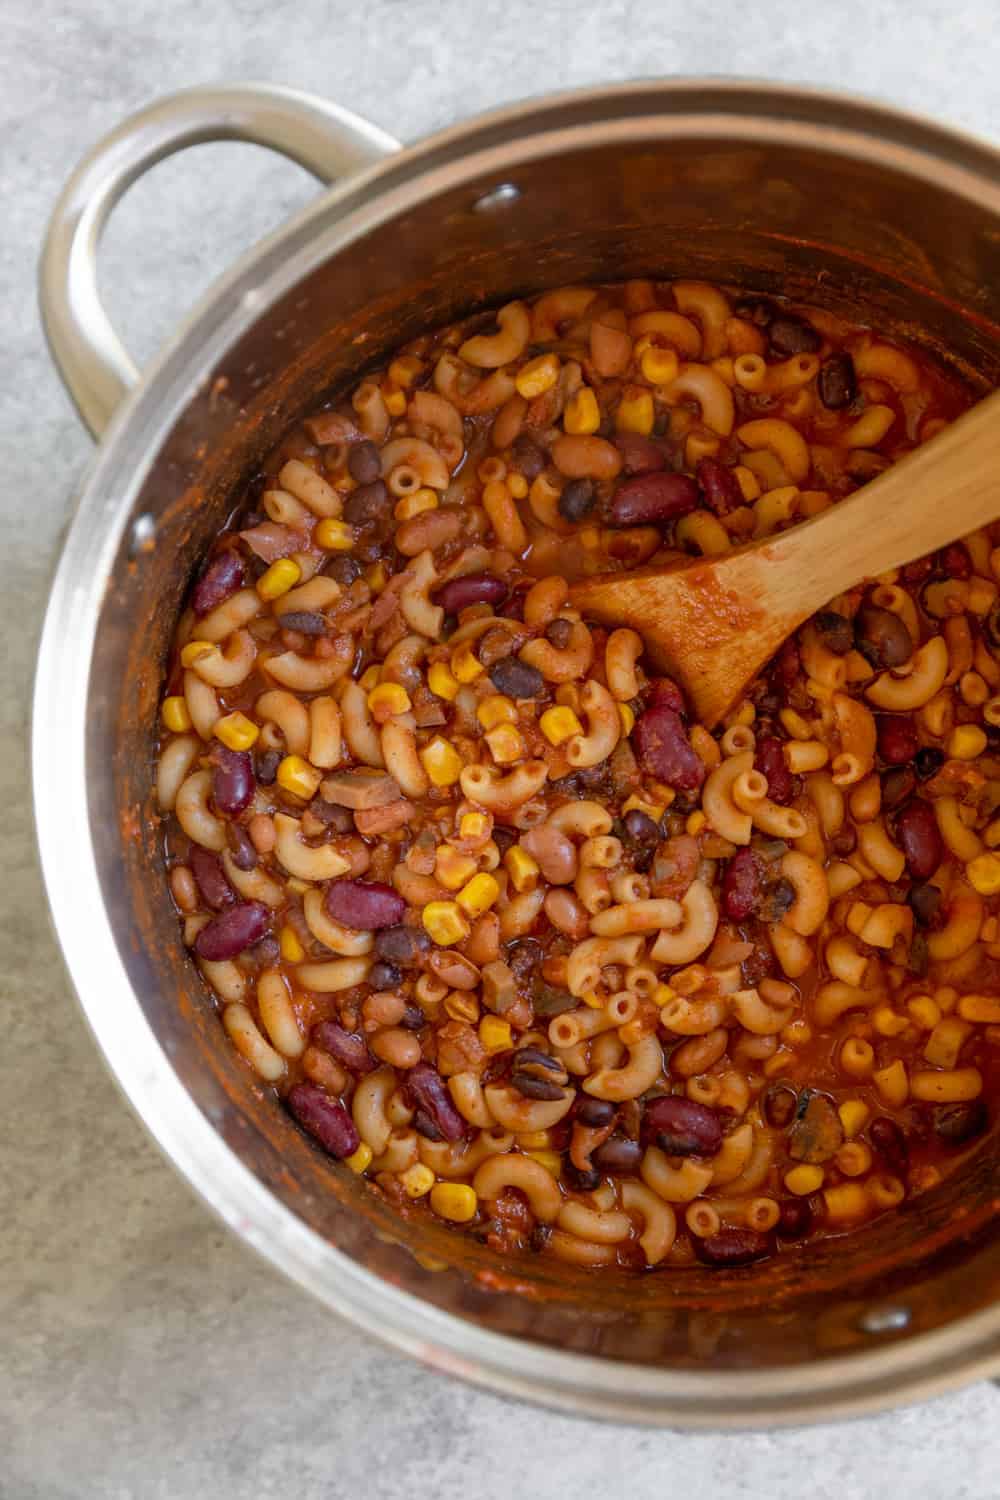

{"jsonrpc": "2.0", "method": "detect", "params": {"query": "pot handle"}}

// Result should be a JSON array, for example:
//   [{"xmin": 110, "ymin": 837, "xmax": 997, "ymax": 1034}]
[{"xmin": 39, "ymin": 82, "xmax": 401, "ymax": 440}]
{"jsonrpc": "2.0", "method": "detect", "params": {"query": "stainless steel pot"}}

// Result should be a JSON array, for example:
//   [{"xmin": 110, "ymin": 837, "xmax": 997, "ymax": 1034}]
[{"xmin": 34, "ymin": 79, "xmax": 1000, "ymax": 1428}]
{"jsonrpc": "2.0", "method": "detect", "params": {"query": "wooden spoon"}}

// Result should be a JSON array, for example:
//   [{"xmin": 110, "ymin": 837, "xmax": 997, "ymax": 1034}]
[{"xmin": 570, "ymin": 391, "xmax": 1000, "ymax": 727}]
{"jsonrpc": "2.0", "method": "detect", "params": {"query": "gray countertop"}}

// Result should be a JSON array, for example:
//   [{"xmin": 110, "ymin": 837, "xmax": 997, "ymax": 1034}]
[{"xmin": 5, "ymin": 2, "xmax": 1000, "ymax": 1495}]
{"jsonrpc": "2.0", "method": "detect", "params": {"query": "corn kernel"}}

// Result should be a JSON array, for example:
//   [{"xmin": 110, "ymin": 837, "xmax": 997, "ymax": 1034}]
[
  {"xmin": 618, "ymin": 702, "xmax": 635, "ymax": 736},
  {"xmin": 389, "ymin": 355, "xmax": 423, "ymax": 389},
  {"xmin": 314, "ymin": 518, "xmax": 355, "ymax": 551},
  {"xmin": 640, "ymin": 346, "xmax": 680, "ymax": 386},
  {"xmin": 967, "ymin": 852, "xmax": 1000, "ymax": 895},
  {"xmin": 214, "ymin": 711, "xmax": 260, "ymax": 752},
  {"xmin": 450, "ymin": 641, "xmax": 485, "ymax": 683},
  {"xmin": 457, "ymin": 872, "xmax": 500, "ymax": 918},
  {"xmin": 540, "ymin": 705, "xmax": 583, "ymax": 745},
  {"xmin": 459, "ymin": 811, "xmax": 490, "ymax": 841},
  {"xmin": 873, "ymin": 1058, "xmax": 909, "ymax": 1107},
  {"xmin": 161, "ymin": 695, "xmax": 192, "ymax": 733},
  {"xmin": 257, "ymin": 558, "xmax": 302, "ymax": 600},
  {"xmin": 477, "ymin": 695, "xmax": 518, "ymax": 730},
  {"xmin": 279, "ymin": 924, "xmax": 305, "ymax": 963},
  {"xmin": 422, "ymin": 900, "xmax": 471, "ymax": 946},
  {"xmin": 622, "ymin": 793, "xmax": 666, "ymax": 821},
  {"xmin": 400, "ymin": 1162, "xmax": 435, "ymax": 1198},
  {"xmin": 515, "ymin": 352, "xmax": 560, "ymax": 399},
  {"xmin": 365, "ymin": 560, "xmax": 388, "ymax": 593},
  {"xmin": 507, "ymin": 472, "xmax": 528, "ymax": 499},
  {"xmin": 436, "ymin": 845, "xmax": 478, "ymax": 891},
  {"xmin": 784, "ymin": 1164, "xmax": 824, "ymax": 1196},
  {"xmin": 485, "ymin": 723, "xmax": 524, "ymax": 765},
  {"xmin": 504, "ymin": 845, "xmax": 539, "ymax": 893},
  {"xmin": 654, "ymin": 983, "xmax": 677, "ymax": 1007},
  {"xmin": 428, "ymin": 661, "xmax": 460, "ymax": 701},
  {"xmin": 180, "ymin": 640, "xmax": 216, "ymax": 668},
  {"xmin": 276, "ymin": 754, "xmax": 322, "ymax": 799},
  {"xmin": 479, "ymin": 1014, "xmax": 513, "ymax": 1052},
  {"xmin": 685, "ymin": 811, "xmax": 707, "ymax": 836},
  {"xmin": 384, "ymin": 388, "xmax": 407, "ymax": 416},
  {"xmin": 838, "ymin": 1099, "xmax": 870, "ymax": 1138},
  {"xmin": 823, "ymin": 1183, "xmax": 869, "ymax": 1222},
  {"xmin": 616, "ymin": 387, "xmax": 655, "ymax": 436},
  {"xmin": 367, "ymin": 682, "xmax": 411, "ymax": 721},
  {"xmin": 420, "ymin": 735, "xmax": 463, "ymax": 788},
  {"xmin": 948, "ymin": 724, "xmax": 988, "ymax": 760},
  {"xmin": 394, "ymin": 488, "xmax": 438, "ymax": 521},
  {"xmin": 563, "ymin": 387, "xmax": 600, "ymax": 435},
  {"xmin": 359, "ymin": 664, "xmax": 382, "ymax": 692},
  {"xmin": 344, "ymin": 1142, "xmax": 373, "ymax": 1174},
  {"xmin": 430, "ymin": 1182, "xmax": 478, "ymax": 1222},
  {"xmin": 525, "ymin": 1149, "xmax": 562, "ymax": 1177}
]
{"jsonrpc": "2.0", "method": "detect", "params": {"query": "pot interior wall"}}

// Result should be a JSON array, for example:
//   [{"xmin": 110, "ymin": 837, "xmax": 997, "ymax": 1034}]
[{"xmin": 89, "ymin": 120, "xmax": 1000, "ymax": 1369}]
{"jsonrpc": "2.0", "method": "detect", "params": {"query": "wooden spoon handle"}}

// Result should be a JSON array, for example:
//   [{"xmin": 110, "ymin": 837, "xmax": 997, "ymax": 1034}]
[{"xmin": 770, "ymin": 388, "xmax": 1000, "ymax": 609}]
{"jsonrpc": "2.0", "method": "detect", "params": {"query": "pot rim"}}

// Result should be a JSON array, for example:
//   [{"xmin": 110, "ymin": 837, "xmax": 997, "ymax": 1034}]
[{"xmin": 33, "ymin": 77, "xmax": 1000, "ymax": 1426}]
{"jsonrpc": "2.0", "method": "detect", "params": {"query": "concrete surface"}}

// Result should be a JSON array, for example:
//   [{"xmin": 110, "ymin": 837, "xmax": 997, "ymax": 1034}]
[{"xmin": 4, "ymin": 1, "xmax": 1000, "ymax": 1495}]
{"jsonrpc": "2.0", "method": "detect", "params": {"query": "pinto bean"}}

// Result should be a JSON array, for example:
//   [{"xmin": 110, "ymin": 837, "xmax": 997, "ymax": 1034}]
[
  {"xmin": 610, "ymin": 472, "xmax": 700, "ymax": 527},
  {"xmin": 287, "ymin": 1081, "xmax": 360, "ymax": 1159},
  {"xmin": 395, "ymin": 507, "xmax": 463, "ymax": 556}
]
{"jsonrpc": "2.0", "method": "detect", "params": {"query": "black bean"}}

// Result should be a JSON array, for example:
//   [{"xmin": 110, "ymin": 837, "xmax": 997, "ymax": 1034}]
[
  {"xmin": 909, "ymin": 882, "xmax": 943, "ymax": 927},
  {"xmin": 511, "ymin": 434, "xmax": 546, "ymax": 480},
  {"xmin": 277, "ymin": 610, "xmax": 328, "ymax": 636},
  {"xmin": 932, "ymin": 1099, "xmax": 988, "ymax": 1145},
  {"xmin": 225, "ymin": 822, "xmax": 258, "ymax": 872},
  {"xmin": 577, "ymin": 1097, "xmax": 616, "ymax": 1127},
  {"xmin": 854, "ymin": 604, "xmax": 913, "ymax": 670},
  {"xmin": 768, "ymin": 315, "xmax": 821, "ymax": 355},
  {"xmin": 255, "ymin": 748, "xmax": 281, "ymax": 785},
  {"xmin": 881, "ymin": 767, "xmax": 916, "ymax": 810},
  {"xmin": 592, "ymin": 1134, "xmax": 643, "ymax": 1174},
  {"xmin": 491, "ymin": 826, "xmax": 517, "ymax": 857},
  {"xmin": 412, "ymin": 1108, "xmax": 443, "ymax": 1141},
  {"xmin": 488, "ymin": 656, "xmax": 544, "ymax": 699},
  {"xmin": 399, "ymin": 1004, "xmax": 426, "ymax": 1031},
  {"xmin": 622, "ymin": 808, "xmax": 659, "ymax": 846},
  {"xmin": 694, "ymin": 1229, "xmax": 772, "ymax": 1266},
  {"xmin": 763, "ymin": 1084, "xmax": 798, "ymax": 1129},
  {"xmin": 869, "ymin": 1117, "xmax": 909, "ymax": 1175},
  {"xmin": 511, "ymin": 1073, "xmax": 567, "ymax": 1101},
  {"xmin": 373, "ymin": 924, "xmax": 431, "ymax": 968},
  {"xmin": 545, "ymin": 618, "xmax": 572, "ymax": 649},
  {"xmin": 323, "ymin": 554, "xmax": 361, "ymax": 586},
  {"xmin": 777, "ymin": 1199, "xmax": 813, "ymax": 1239},
  {"xmin": 307, "ymin": 799, "xmax": 355, "ymax": 832},
  {"xmin": 507, "ymin": 938, "xmax": 543, "ymax": 983},
  {"xmin": 348, "ymin": 439, "xmax": 382, "ymax": 485},
  {"xmin": 563, "ymin": 1162, "xmax": 602, "ymax": 1192},
  {"xmin": 343, "ymin": 479, "xmax": 389, "ymax": 526},
  {"xmin": 558, "ymin": 477, "xmax": 595, "ymax": 522},
  {"xmin": 758, "ymin": 877, "xmax": 796, "ymax": 923},
  {"xmin": 818, "ymin": 352, "xmax": 856, "ymax": 410},
  {"xmin": 915, "ymin": 747, "xmax": 945, "ymax": 781},
  {"xmin": 368, "ymin": 960, "xmax": 403, "ymax": 990},
  {"xmin": 734, "ymin": 297, "xmax": 776, "ymax": 327},
  {"xmin": 814, "ymin": 610, "xmax": 854, "ymax": 655}
]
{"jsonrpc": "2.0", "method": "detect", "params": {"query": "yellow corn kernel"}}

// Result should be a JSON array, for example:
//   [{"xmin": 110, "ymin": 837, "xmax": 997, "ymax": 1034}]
[
  {"xmin": 653, "ymin": 983, "xmax": 677, "ymax": 1008},
  {"xmin": 507, "ymin": 472, "xmax": 528, "ymax": 499},
  {"xmin": 314, "ymin": 518, "xmax": 355, "ymax": 551},
  {"xmin": 906, "ymin": 994, "xmax": 942, "ymax": 1031},
  {"xmin": 784, "ymin": 1164, "xmax": 824, "ymax": 1196},
  {"xmin": 823, "ymin": 1183, "xmax": 869, "ymax": 1222},
  {"xmin": 618, "ymin": 702, "xmax": 635, "ymax": 737},
  {"xmin": 525, "ymin": 1149, "xmax": 562, "ymax": 1177},
  {"xmin": 427, "ymin": 661, "xmax": 460, "ymax": 701},
  {"xmin": 257, "ymin": 558, "xmax": 302, "ymax": 600},
  {"xmin": 422, "ymin": 900, "xmax": 471, "ymax": 946},
  {"xmin": 394, "ymin": 488, "xmax": 438, "ymax": 521},
  {"xmin": 948, "ymin": 723, "xmax": 988, "ymax": 760},
  {"xmin": 873, "ymin": 1058, "xmax": 909, "ymax": 1107},
  {"xmin": 477, "ymin": 695, "xmax": 518, "ymax": 730},
  {"xmin": 436, "ymin": 845, "xmax": 478, "ymax": 891},
  {"xmin": 459, "ymin": 811, "xmax": 490, "ymax": 841},
  {"xmin": 485, "ymin": 723, "xmax": 524, "ymax": 765},
  {"xmin": 515, "ymin": 352, "xmax": 560, "ymax": 399},
  {"xmin": 389, "ymin": 355, "xmax": 423, "ymax": 389},
  {"xmin": 504, "ymin": 845, "xmax": 540, "ymax": 893},
  {"xmin": 180, "ymin": 640, "xmax": 216, "ymax": 668},
  {"xmin": 430, "ymin": 1182, "xmax": 478, "ymax": 1222},
  {"xmin": 365, "ymin": 560, "xmax": 388, "ymax": 593},
  {"xmin": 563, "ymin": 387, "xmax": 600, "ymax": 435},
  {"xmin": 966, "ymin": 851, "xmax": 1000, "ymax": 895},
  {"xmin": 640, "ymin": 345, "xmax": 680, "ymax": 386},
  {"xmin": 622, "ymin": 793, "xmax": 667, "ymax": 822},
  {"xmin": 540, "ymin": 705, "xmax": 584, "ymax": 745},
  {"xmin": 838, "ymin": 1099, "xmax": 870, "ymax": 1138},
  {"xmin": 457, "ymin": 872, "xmax": 500, "ymax": 918},
  {"xmin": 479, "ymin": 1014, "xmax": 513, "ymax": 1053},
  {"xmin": 872, "ymin": 1004, "xmax": 909, "ymax": 1038},
  {"xmin": 279, "ymin": 924, "xmax": 305, "ymax": 963},
  {"xmin": 344, "ymin": 1142, "xmax": 373, "ymax": 1174},
  {"xmin": 276, "ymin": 754, "xmax": 322, "ymax": 800},
  {"xmin": 358, "ymin": 665, "xmax": 382, "ymax": 693},
  {"xmin": 214, "ymin": 711, "xmax": 260, "ymax": 752},
  {"xmin": 384, "ymin": 388, "xmax": 407, "ymax": 416},
  {"xmin": 517, "ymin": 1129, "xmax": 552, "ymax": 1150},
  {"xmin": 420, "ymin": 736, "xmax": 463, "ymax": 788},
  {"xmin": 616, "ymin": 387, "xmax": 655, "ymax": 436},
  {"xmin": 685, "ymin": 811, "xmax": 707, "ymax": 836},
  {"xmin": 450, "ymin": 641, "xmax": 485, "ymax": 683},
  {"xmin": 367, "ymin": 682, "xmax": 412, "ymax": 721},
  {"xmin": 400, "ymin": 1162, "xmax": 435, "ymax": 1198},
  {"xmin": 161, "ymin": 695, "xmax": 192, "ymax": 733}
]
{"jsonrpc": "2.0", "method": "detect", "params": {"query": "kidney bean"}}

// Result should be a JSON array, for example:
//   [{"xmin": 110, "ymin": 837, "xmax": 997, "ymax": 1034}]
[
  {"xmin": 641, "ymin": 1096, "xmax": 723, "ymax": 1157},
  {"xmin": 488, "ymin": 656, "xmax": 544, "ymax": 700},
  {"xmin": 343, "ymin": 479, "xmax": 389, "ymax": 526},
  {"xmin": 696, "ymin": 457, "xmax": 743, "ymax": 516},
  {"xmin": 287, "ymin": 1081, "xmax": 360, "ymax": 1160},
  {"xmin": 405, "ymin": 1061, "xmax": 465, "ymax": 1142},
  {"xmin": 592, "ymin": 1134, "xmax": 643, "ymax": 1174},
  {"xmin": 694, "ymin": 1229, "xmax": 771, "ymax": 1266},
  {"xmin": 325, "ymin": 879, "xmax": 406, "ymax": 931},
  {"xmin": 189, "ymin": 846, "xmax": 235, "ymax": 911},
  {"xmin": 278, "ymin": 610, "xmax": 328, "ymax": 636},
  {"xmin": 909, "ymin": 882, "xmax": 943, "ymax": 927},
  {"xmin": 577, "ymin": 1096, "xmax": 617, "ymax": 1127},
  {"xmin": 348, "ymin": 439, "xmax": 382, "ymax": 485},
  {"xmin": 435, "ymin": 574, "xmax": 508, "ymax": 614},
  {"xmin": 225, "ymin": 822, "xmax": 259, "ymax": 872},
  {"xmin": 817, "ymin": 352, "xmax": 856, "ymax": 410},
  {"xmin": 610, "ymin": 471, "xmax": 699, "ymax": 527},
  {"xmin": 763, "ymin": 1083, "xmax": 798, "ymax": 1129},
  {"xmin": 754, "ymin": 735, "xmax": 794, "ymax": 804},
  {"xmin": 255, "ymin": 748, "xmax": 281, "ymax": 786},
  {"xmin": 192, "ymin": 551, "xmax": 245, "ymax": 616},
  {"xmin": 777, "ymin": 1199, "xmax": 813, "ymax": 1239},
  {"xmin": 615, "ymin": 432, "xmax": 667, "ymax": 475},
  {"xmin": 876, "ymin": 714, "xmax": 918, "ymax": 766},
  {"xmin": 647, "ymin": 678, "xmax": 685, "ymax": 713},
  {"xmin": 932, "ymin": 1099, "xmax": 988, "ymax": 1144},
  {"xmin": 211, "ymin": 746, "xmax": 255, "ymax": 817},
  {"xmin": 940, "ymin": 541, "xmax": 972, "ymax": 579},
  {"xmin": 412, "ymin": 1108, "xmax": 443, "ymax": 1141},
  {"xmin": 633, "ymin": 704, "xmax": 705, "ymax": 791},
  {"xmin": 813, "ymin": 610, "xmax": 854, "ymax": 655},
  {"xmin": 854, "ymin": 603, "xmax": 913, "ymax": 669},
  {"xmin": 881, "ymin": 766, "xmax": 916, "ymax": 810},
  {"xmin": 721, "ymin": 848, "xmax": 761, "ymax": 921},
  {"xmin": 896, "ymin": 799, "xmax": 943, "ymax": 881},
  {"xmin": 313, "ymin": 1020, "xmax": 375, "ymax": 1074},
  {"xmin": 869, "ymin": 1116, "xmax": 909, "ymax": 1175},
  {"xmin": 374, "ymin": 925, "xmax": 431, "ymax": 968},
  {"xmin": 768, "ymin": 315, "xmax": 821, "ymax": 355},
  {"xmin": 193, "ymin": 900, "xmax": 270, "ymax": 960},
  {"xmin": 558, "ymin": 477, "xmax": 596, "ymax": 521}
]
